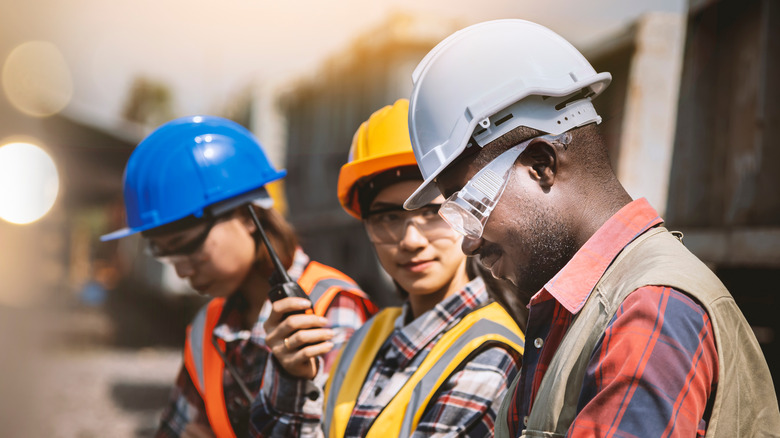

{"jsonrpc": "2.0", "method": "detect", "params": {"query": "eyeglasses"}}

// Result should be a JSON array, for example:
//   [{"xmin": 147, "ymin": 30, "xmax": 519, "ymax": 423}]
[
  {"xmin": 146, "ymin": 217, "xmax": 219, "ymax": 262},
  {"xmin": 364, "ymin": 203, "xmax": 454, "ymax": 244},
  {"xmin": 438, "ymin": 132, "xmax": 571, "ymax": 239}
]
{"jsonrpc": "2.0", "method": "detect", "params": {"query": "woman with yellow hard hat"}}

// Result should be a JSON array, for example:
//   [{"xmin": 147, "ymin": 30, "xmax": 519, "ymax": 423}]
[{"xmin": 250, "ymin": 99, "xmax": 525, "ymax": 437}]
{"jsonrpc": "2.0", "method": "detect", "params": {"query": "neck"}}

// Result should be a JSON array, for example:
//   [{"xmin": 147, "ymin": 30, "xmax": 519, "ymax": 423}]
[
  {"xmin": 570, "ymin": 179, "xmax": 633, "ymax": 248},
  {"xmin": 408, "ymin": 260, "xmax": 470, "ymax": 320},
  {"xmin": 237, "ymin": 264, "xmax": 271, "ymax": 329}
]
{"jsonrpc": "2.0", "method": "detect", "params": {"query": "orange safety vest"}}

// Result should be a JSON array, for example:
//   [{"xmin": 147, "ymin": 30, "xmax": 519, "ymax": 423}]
[{"xmin": 183, "ymin": 261, "xmax": 374, "ymax": 438}]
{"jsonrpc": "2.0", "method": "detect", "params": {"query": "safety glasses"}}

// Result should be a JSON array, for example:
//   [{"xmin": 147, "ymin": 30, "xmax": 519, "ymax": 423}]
[
  {"xmin": 364, "ymin": 203, "xmax": 454, "ymax": 244},
  {"xmin": 146, "ymin": 216, "xmax": 223, "ymax": 262},
  {"xmin": 438, "ymin": 132, "xmax": 571, "ymax": 239}
]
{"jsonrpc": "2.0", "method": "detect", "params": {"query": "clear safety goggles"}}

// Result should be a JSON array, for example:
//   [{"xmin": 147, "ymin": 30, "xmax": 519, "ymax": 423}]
[
  {"xmin": 438, "ymin": 132, "xmax": 571, "ymax": 239},
  {"xmin": 364, "ymin": 203, "xmax": 454, "ymax": 244}
]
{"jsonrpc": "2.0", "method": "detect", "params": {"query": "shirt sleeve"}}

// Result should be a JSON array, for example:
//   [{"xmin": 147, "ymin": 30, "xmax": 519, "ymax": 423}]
[
  {"xmin": 155, "ymin": 363, "xmax": 211, "ymax": 438},
  {"xmin": 250, "ymin": 292, "xmax": 375, "ymax": 438},
  {"xmin": 412, "ymin": 344, "xmax": 522, "ymax": 437},
  {"xmin": 568, "ymin": 286, "xmax": 718, "ymax": 438}
]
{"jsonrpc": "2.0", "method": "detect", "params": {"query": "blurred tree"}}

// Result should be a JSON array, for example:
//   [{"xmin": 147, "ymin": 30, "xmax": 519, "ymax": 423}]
[{"xmin": 122, "ymin": 76, "xmax": 174, "ymax": 128}]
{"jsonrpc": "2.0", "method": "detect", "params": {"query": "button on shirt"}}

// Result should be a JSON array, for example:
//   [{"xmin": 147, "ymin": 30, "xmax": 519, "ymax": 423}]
[
  {"xmin": 506, "ymin": 198, "xmax": 718, "ymax": 438},
  {"xmin": 252, "ymin": 277, "xmax": 522, "ymax": 437}
]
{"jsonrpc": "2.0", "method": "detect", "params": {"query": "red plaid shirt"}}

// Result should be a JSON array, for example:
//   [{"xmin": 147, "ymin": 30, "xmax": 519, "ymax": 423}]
[
  {"xmin": 155, "ymin": 249, "xmax": 375, "ymax": 437},
  {"xmin": 506, "ymin": 198, "xmax": 718, "ymax": 437}
]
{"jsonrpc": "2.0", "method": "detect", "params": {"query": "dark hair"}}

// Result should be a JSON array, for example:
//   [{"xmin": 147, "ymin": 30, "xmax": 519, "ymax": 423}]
[
  {"xmin": 356, "ymin": 166, "xmax": 422, "ymax": 218},
  {"xmin": 242, "ymin": 204, "xmax": 299, "ymax": 271}
]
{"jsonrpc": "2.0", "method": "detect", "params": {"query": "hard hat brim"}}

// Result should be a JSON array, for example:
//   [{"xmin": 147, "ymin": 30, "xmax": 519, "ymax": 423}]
[
  {"xmin": 100, "ymin": 226, "xmax": 142, "ymax": 242},
  {"xmin": 338, "ymin": 150, "xmax": 418, "ymax": 219},
  {"xmin": 101, "ymin": 181, "xmax": 282, "ymax": 242},
  {"xmin": 403, "ymin": 175, "xmax": 442, "ymax": 211}
]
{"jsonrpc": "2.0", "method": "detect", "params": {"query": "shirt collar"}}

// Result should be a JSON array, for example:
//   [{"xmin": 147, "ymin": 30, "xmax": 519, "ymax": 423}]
[
  {"xmin": 533, "ymin": 198, "xmax": 663, "ymax": 314},
  {"xmin": 390, "ymin": 276, "xmax": 488, "ymax": 366}
]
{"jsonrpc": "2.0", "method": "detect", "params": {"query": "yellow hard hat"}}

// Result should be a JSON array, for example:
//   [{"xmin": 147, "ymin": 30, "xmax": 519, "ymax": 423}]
[{"xmin": 337, "ymin": 99, "xmax": 418, "ymax": 219}]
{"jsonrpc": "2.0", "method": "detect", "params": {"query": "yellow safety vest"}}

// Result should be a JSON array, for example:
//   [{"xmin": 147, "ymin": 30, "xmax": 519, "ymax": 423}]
[{"xmin": 324, "ymin": 301, "xmax": 524, "ymax": 438}]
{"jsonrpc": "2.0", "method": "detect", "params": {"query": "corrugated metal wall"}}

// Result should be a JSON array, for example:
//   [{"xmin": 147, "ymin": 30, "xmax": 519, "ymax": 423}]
[{"xmin": 667, "ymin": 0, "xmax": 780, "ymax": 393}]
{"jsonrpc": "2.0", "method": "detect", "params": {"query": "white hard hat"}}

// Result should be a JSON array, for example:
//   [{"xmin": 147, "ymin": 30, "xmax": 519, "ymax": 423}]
[{"xmin": 404, "ymin": 19, "xmax": 612, "ymax": 209}]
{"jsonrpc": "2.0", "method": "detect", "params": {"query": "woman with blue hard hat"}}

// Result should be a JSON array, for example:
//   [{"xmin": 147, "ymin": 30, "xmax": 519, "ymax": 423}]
[
  {"xmin": 251, "ymin": 100, "xmax": 525, "ymax": 437},
  {"xmin": 101, "ymin": 115, "xmax": 377, "ymax": 438}
]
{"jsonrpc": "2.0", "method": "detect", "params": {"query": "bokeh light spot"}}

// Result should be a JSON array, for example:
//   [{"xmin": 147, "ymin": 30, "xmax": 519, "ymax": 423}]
[
  {"xmin": 0, "ymin": 142, "xmax": 60, "ymax": 224},
  {"xmin": 2, "ymin": 41, "xmax": 74, "ymax": 117}
]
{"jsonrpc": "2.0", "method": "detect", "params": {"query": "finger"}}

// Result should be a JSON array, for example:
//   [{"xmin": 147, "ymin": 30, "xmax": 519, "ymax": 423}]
[
  {"xmin": 294, "ymin": 341, "xmax": 335, "ymax": 362},
  {"xmin": 272, "ymin": 297, "xmax": 312, "ymax": 316},
  {"xmin": 266, "ymin": 313, "xmax": 327, "ymax": 348},
  {"xmin": 277, "ymin": 313, "xmax": 330, "ymax": 335},
  {"xmin": 264, "ymin": 297, "xmax": 311, "ymax": 328},
  {"xmin": 286, "ymin": 328, "xmax": 335, "ymax": 350},
  {"xmin": 279, "ymin": 343, "xmax": 333, "ymax": 373}
]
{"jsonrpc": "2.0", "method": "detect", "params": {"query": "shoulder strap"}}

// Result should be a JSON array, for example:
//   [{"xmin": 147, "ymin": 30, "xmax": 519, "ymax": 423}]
[
  {"xmin": 324, "ymin": 307, "xmax": 403, "ymax": 438},
  {"xmin": 182, "ymin": 298, "xmax": 236, "ymax": 437},
  {"xmin": 297, "ymin": 260, "xmax": 375, "ymax": 317},
  {"xmin": 184, "ymin": 298, "xmax": 224, "ymax": 394},
  {"xmin": 368, "ymin": 302, "xmax": 525, "ymax": 438}
]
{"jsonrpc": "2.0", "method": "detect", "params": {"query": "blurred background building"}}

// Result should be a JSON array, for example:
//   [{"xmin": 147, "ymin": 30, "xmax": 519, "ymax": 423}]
[{"xmin": 1, "ymin": 0, "xmax": 777, "ymax": 436}]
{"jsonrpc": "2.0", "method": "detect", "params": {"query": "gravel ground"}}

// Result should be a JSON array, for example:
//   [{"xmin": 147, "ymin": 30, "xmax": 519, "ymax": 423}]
[
  {"xmin": 37, "ymin": 347, "xmax": 180, "ymax": 438},
  {"xmin": 1, "ymin": 306, "xmax": 182, "ymax": 437}
]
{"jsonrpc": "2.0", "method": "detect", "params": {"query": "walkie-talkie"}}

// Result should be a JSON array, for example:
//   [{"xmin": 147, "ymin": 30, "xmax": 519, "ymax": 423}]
[{"xmin": 247, "ymin": 205, "xmax": 311, "ymax": 313}]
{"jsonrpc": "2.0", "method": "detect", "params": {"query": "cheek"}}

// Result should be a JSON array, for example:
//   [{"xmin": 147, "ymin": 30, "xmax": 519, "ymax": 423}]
[
  {"xmin": 482, "ymin": 186, "xmax": 527, "ymax": 243},
  {"xmin": 432, "ymin": 237, "xmax": 466, "ymax": 272},
  {"xmin": 204, "ymin": 231, "xmax": 256, "ymax": 280},
  {"xmin": 372, "ymin": 244, "xmax": 398, "ymax": 275}
]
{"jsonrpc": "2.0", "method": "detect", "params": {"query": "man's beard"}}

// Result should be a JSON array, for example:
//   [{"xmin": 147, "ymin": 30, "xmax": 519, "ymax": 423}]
[{"xmin": 506, "ymin": 202, "xmax": 578, "ymax": 296}]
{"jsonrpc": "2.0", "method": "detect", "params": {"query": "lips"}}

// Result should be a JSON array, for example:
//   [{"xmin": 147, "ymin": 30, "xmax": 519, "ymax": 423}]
[{"xmin": 400, "ymin": 259, "xmax": 435, "ymax": 273}]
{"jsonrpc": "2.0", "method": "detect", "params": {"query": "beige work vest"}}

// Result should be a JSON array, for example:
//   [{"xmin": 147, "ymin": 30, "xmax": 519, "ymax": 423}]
[{"xmin": 497, "ymin": 227, "xmax": 780, "ymax": 437}]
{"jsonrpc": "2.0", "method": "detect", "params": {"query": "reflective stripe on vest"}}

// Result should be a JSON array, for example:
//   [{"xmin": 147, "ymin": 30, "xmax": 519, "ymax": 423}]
[
  {"xmin": 298, "ymin": 261, "xmax": 374, "ymax": 317},
  {"xmin": 184, "ymin": 262, "xmax": 370, "ymax": 437},
  {"xmin": 184, "ymin": 298, "xmax": 234, "ymax": 438},
  {"xmin": 324, "ymin": 301, "xmax": 524, "ymax": 438},
  {"xmin": 324, "ymin": 307, "xmax": 403, "ymax": 437}
]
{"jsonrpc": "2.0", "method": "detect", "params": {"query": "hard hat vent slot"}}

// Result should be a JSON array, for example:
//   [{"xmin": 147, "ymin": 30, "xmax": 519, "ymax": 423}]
[{"xmin": 494, "ymin": 113, "xmax": 513, "ymax": 127}]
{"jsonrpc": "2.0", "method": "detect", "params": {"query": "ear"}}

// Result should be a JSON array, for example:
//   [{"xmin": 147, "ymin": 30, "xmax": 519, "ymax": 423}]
[{"xmin": 520, "ymin": 139, "xmax": 558, "ymax": 190}]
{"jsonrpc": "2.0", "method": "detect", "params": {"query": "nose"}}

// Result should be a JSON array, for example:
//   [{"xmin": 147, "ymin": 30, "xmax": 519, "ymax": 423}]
[
  {"xmin": 398, "ymin": 221, "xmax": 429, "ymax": 251},
  {"xmin": 461, "ymin": 235, "xmax": 483, "ymax": 256},
  {"xmin": 172, "ymin": 257, "xmax": 196, "ymax": 278}
]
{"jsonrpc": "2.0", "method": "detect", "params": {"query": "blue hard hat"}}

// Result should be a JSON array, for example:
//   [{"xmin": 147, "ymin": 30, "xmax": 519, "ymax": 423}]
[{"xmin": 101, "ymin": 115, "xmax": 286, "ymax": 241}]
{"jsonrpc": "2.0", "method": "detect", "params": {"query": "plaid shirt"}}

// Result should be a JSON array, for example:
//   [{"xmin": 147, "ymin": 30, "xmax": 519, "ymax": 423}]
[
  {"xmin": 506, "ymin": 198, "xmax": 719, "ymax": 437},
  {"xmin": 155, "ymin": 249, "xmax": 375, "ymax": 438},
  {"xmin": 251, "ymin": 277, "xmax": 522, "ymax": 437}
]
